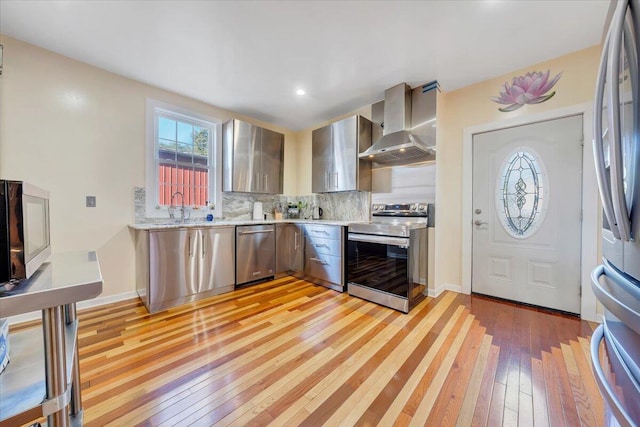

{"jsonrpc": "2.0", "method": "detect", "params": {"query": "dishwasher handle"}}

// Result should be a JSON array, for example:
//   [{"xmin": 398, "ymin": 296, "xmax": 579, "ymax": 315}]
[{"xmin": 239, "ymin": 229, "xmax": 274, "ymax": 235}]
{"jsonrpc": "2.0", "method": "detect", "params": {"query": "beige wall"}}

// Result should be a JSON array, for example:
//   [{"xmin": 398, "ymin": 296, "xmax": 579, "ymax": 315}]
[
  {"xmin": 436, "ymin": 45, "xmax": 601, "ymax": 289},
  {"xmin": 0, "ymin": 35, "xmax": 299, "ymax": 298},
  {"xmin": 0, "ymin": 33, "xmax": 602, "ymax": 300}
]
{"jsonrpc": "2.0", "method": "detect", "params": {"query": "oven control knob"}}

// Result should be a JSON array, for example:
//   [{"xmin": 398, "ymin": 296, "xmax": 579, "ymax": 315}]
[
  {"xmin": 410, "ymin": 203, "xmax": 418, "ymax": 211},
  {"xmin": 418, "ymin": 204, "xmax": 426, "ymax": 211}
]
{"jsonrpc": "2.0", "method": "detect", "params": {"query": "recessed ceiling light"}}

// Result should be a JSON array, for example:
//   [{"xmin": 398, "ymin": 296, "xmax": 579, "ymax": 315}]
[{"xmin": 296, "ymin": 89, "xmax": 305, "ymax": 96}]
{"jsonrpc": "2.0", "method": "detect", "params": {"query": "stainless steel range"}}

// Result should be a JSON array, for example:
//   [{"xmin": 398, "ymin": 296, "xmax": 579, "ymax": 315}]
[{"xmin": 347, "ymin": 203, "xmax": 433, "ymax": 313}]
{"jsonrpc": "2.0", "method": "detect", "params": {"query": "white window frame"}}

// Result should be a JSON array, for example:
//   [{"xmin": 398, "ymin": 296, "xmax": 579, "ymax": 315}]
[{"xmin": 145, "ymin": 99, "xmax": 222, "ymax": 219}]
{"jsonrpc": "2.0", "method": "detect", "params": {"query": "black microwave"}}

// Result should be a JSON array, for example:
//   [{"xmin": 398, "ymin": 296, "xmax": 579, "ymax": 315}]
[{"xmin": 0, "ymin": 180, "xmax": 51, "ymax": 284}]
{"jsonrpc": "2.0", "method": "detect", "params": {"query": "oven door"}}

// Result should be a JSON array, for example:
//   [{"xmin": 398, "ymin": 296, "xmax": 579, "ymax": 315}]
[{"xmin": 347, "ymin": 233, "xmax": 424, "ymax": 313}]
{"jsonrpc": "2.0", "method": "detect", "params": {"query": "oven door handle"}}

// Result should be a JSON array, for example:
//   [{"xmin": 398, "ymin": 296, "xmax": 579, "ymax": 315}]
[{"xmin": 348, "ymin": 233, "xmax": 409, "ymax": 247}]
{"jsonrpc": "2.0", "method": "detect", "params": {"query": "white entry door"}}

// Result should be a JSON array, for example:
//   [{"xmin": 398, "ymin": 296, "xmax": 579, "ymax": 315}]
[{"xmin": 472, "ymin": 115, "xmax": 583, "ymax": 313}]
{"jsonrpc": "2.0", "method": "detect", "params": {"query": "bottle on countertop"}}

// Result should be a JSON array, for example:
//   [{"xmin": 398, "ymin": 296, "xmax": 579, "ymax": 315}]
[{"xmin": 274, "ymin": 202, "xmax": 284, "ymax": 220}]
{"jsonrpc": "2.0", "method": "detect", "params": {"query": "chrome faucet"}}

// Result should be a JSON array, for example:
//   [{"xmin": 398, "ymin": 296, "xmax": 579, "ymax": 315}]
[{"xmin": 169, "ymin": 191, "xmax": 186, "ymax": 223}]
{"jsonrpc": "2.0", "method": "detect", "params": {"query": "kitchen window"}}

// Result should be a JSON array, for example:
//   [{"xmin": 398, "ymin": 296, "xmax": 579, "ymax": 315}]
[{"xmin": 145, "ymin": 99, "xmax": 222, "ymax": 218}]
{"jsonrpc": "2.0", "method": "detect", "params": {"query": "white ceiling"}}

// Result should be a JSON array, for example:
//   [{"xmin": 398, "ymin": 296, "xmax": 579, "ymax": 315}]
[{"xmin": 0, "ymin": 1, "xmax": 609, "ymax": 131}]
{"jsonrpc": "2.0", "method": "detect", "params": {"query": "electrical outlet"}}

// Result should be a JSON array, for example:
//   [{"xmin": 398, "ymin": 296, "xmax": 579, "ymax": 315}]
[{"xmin": 86, "ymin": 196, "xmax": 96, "ymax": 207}]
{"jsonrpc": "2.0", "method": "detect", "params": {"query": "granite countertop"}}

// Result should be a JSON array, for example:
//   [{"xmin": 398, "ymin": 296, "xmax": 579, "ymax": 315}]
[{"xmin": 128, "ymin": 218, "xmax": 369, "ymax": 230}]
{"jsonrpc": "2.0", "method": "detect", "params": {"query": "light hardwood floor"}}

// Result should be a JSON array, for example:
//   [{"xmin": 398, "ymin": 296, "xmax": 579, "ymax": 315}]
[{"xmin": 14, "ymin": 276, "xmax": 603, "ymax": 426}]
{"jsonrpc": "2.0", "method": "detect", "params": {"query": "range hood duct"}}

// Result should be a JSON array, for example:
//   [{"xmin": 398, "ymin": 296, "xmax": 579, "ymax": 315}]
[{"xmin": 360, "ymin": 82, "xmax": 437, "ymax": 166}]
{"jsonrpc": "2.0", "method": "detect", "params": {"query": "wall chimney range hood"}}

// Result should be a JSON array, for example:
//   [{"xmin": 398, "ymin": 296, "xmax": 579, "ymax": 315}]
[{"xmin": 360, "ymin": 81, "xmax": 438, "ymax": 166}]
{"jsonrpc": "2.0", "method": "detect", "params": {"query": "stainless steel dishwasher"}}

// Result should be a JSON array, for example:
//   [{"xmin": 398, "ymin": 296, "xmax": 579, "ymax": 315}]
[{"xmin": 236, "ymin": 224, "xmax": 276, "ymax": 286}]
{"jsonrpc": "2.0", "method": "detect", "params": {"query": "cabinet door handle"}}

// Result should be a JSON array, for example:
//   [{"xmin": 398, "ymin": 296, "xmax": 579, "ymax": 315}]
[
  {"xmin": 264, "ymin": 174, "xmax": 268, "ymax": 192},
  {"xmin": 310, "ymin": 257, "xmax": 329, "ymax": 265},
  {"xmin": 310, "ymin": 229, "xmax": 329, "ymax": 235},
  {"xmin": 333, "ymin": 172, "xmax": 338, "ymax": 189},
  {"xmin": 252, "ymin": 271, "xmax": 262, "ymax": 276},
  {"xmin": 294, "ymin": 231, "xmax": 299, "ymax": 250},
  {"xmin": 202, "ymin": 233, "xmax": 206, "ymax": 257},
  {"xmin": 188, "ymin": 233, "xmax": 192, "ymax": 257},
  {"xmin": 313, "ymin": 243, "xmax": 329, "ymax": 248}
]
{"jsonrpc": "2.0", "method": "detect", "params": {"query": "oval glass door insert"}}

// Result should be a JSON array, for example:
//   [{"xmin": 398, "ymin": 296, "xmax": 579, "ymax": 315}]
[{"xmin": 496, "ymin": 149, "xmax": 548, "ymax": 239}]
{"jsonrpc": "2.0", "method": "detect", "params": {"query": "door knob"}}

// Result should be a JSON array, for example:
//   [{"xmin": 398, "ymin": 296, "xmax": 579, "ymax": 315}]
[
  {"xmin": 475, "ymin": 209, "xmax": 482, "ymax": 214},
  {"xmin": 474, "ymin": 220, "xmax": 488, "ymax": 226}
]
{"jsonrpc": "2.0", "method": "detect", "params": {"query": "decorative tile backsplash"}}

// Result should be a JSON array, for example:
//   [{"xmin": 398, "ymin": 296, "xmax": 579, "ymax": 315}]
[
  {"xmin": 221, "ymin": 192, "xmax": 288, "ymax": 221},
  {"xmin": 134, "ymin": 187, "xmax": 370, "ymax": 223},
  {"xmin": 371, "ymin": 163, "xmax": 436, "ymax": 205},
  {"xmin": 134, "ymin": 187, "xmax": 146, "ymax": 222},
  {"xmin": 308, "ymin": 192, "xmax": 370, "ymax": 221}
]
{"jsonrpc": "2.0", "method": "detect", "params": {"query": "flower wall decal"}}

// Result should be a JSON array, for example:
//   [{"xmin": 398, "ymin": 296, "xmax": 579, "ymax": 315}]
[{"xmin": 491, "ymin": 70, "xmax": 562, "ymax": 112}]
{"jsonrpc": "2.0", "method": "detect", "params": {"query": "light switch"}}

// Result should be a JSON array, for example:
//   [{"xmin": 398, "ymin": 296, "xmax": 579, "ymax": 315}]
[{"xmin": 86, "ymin": 196, "xmax": 96, "ymax": 207}]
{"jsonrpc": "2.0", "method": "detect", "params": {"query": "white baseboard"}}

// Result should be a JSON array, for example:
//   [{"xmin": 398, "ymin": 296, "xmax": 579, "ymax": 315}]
[
  {"xmin": 427, "ymin": 283, "xmax": 463, "ymax": 298},
  {"xmin": 427, "ymin": 285, "xmax": 444, "ymax": 298},
  {"xmin": 445, "ymin": 283, "xmax": 462, "ymax": 294},
  {"xmin": 6, "ymin": 291, "xmax": 139, "ymax": 326},
  {"xmin": 77, "ymin": 291, "xmax": 138, "ymax": 310}
]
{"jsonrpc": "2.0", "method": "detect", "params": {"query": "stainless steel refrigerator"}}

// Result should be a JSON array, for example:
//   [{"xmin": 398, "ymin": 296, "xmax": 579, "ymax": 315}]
[{"xmin": 592, "ymin": 0, "xmax": 640, "ymax": 426}]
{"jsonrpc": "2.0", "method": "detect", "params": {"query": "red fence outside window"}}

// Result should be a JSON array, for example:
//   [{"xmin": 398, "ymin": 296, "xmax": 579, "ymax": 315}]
[
  {"xmin": 156, "ymin": 115, "xmax": 212, "ymax": 207},
  {"xmin": 158, "ymin": 164, "xmax": 209, "ymax": 206}
]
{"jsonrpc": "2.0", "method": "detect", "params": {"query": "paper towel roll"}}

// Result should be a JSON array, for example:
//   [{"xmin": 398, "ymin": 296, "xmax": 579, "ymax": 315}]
[{"xmin": 252, "ymin": 201, "xmax": 263, "ymax": 220}]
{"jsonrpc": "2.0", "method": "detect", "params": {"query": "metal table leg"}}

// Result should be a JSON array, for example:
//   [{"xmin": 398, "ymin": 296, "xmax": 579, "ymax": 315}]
[
  {"xmin": 65, "ymin": 303, "xmax": 83, "ymax": 418},
  {"xmin": 42, "ymin": 306, "xmax": 69, "ymax": 427}
]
